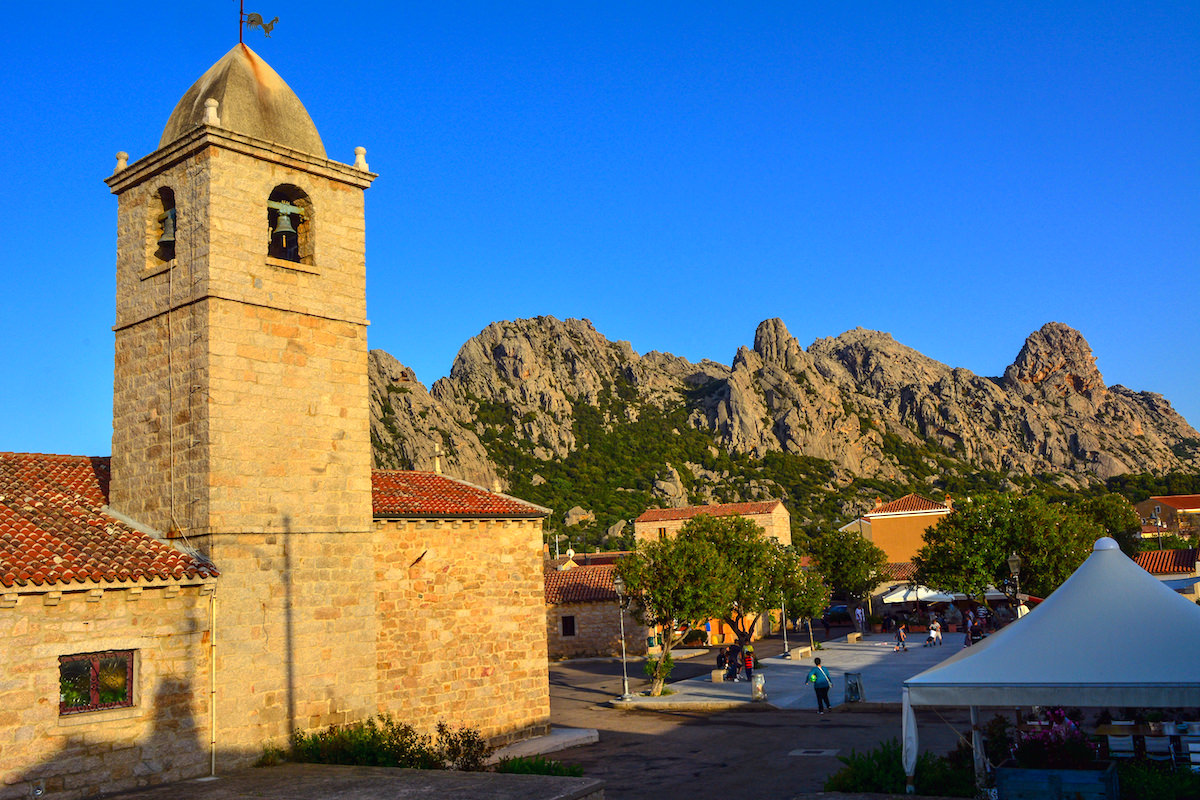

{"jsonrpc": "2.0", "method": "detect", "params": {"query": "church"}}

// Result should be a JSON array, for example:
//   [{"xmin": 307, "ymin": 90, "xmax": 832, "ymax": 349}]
[{"xmin": 0, "ymin": 42, "xmax": 550, "ymax": 800}]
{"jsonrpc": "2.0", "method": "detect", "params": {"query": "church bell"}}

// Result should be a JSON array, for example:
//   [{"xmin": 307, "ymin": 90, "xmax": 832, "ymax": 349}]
[{"xmin": 157, "ymin": 208, "xmax": 176, "ymax": 246}]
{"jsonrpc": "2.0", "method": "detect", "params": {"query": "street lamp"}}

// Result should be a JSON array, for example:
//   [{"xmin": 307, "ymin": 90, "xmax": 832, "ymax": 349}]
[
  {"xmin": 780, "ymin": 594, "xmax": 790, "ymax": 658},
  {"xmin": 1007, "ymin": 552, "xmax": 1022, "ymax": 601},
  {"xmin": 611, "ymin": 574, "xmax": 634, "ymax": 701}
]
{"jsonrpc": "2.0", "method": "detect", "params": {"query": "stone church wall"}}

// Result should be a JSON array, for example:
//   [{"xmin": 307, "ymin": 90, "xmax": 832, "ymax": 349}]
[{"xmin": 374, "ymin": 517, "xmax": 550, "ymax": 746}]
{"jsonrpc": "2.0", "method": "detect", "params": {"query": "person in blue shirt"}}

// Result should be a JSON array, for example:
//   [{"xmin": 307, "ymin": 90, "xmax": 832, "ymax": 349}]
[{"xmin": 806, "ymin": 657, "xmax": 833, "ymax": 715}]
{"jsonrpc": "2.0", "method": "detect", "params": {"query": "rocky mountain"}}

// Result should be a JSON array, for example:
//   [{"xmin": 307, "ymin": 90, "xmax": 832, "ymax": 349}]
[{"xmin": 369, "ymin": 317, "xmax": 1198, "ymax": 540}]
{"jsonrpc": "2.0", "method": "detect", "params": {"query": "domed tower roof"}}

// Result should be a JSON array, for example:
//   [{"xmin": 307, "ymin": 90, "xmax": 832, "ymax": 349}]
[{"xmin": 160, "ymin": 44, "xmax": 326, "ymax": 158}]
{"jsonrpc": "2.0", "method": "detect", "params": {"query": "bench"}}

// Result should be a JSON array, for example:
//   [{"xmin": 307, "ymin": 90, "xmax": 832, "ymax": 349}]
[
  {"xmin": 790, "ymin": 646, "xmax": 813, "ymax": 659},
  {"xmin": 845, "ymin": 632, "xmax": 862, "ymax": 643}
]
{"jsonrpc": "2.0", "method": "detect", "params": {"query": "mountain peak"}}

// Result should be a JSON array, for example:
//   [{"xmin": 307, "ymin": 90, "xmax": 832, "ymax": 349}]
[{"xmin": 1004, "ymin": 322, "xmax": 1105, "ymax": 397}]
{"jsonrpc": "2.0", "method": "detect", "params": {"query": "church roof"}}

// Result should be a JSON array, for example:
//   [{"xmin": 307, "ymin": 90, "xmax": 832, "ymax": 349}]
[
  {"xmin": 0, "ymin": 452, "xmax": 218, "ymax": 589},
  {"xmin": 635, "ymin": 499, "xmax": 783, "ymax": 524},
  {"xmin": 371, "ymin": 470, "xmax": 550, "ymax": 519},
  {"xmin": 160, "ymin": 44, "xmax": 326, "ymax": 157},
  {"xmin": 1, "ymin": 453, "xmax": 548, "ymax": 588}
]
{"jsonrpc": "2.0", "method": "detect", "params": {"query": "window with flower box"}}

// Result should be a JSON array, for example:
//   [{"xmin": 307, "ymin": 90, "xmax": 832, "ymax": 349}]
[{"xmin": 59, "ymin": 651, "xmax": 135, "ymax": 715}]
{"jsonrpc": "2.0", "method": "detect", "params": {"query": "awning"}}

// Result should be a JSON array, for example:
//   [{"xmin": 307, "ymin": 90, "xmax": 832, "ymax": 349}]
[
  {"xmin": 880, "ymin": 585, "xmax": 956, "ymax": 604},
  {"xmin": 1162, "ymin": 576, "xmax": 1200, "ymax": 592}
]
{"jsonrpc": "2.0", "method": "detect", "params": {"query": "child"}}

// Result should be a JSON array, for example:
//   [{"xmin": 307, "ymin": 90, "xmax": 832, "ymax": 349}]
[{"xmin": 894, "ymin": 622, "xmax": 908, "ymax": 652}]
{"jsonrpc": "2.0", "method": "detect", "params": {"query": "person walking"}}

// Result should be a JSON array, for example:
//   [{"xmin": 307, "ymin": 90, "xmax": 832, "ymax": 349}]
[
  {"xmin": 807, "ymin": 657, "xmax": 833, "ymax": 715},
  {"xmin": 929, "ymin": 617, "xmax": 942, "ymax": 646},
  {"xmin": 894, "ymin": 622, "xmax": 908, "ymax": 652},
  {"xmin": 854, "ymin": 605, "xmax": 866, "ymax": 634}
]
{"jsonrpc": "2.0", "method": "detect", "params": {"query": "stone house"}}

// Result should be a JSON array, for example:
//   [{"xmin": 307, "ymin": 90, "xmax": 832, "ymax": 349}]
[
  {"xmin": 839, "ymin": 494, "xmax": 952, "ymax": 563},
  {"xmin": 632, "ymin": 500, "xmax": 791, "ymax": 546},
  {"xmin": 1134, "ymin": 548, "xmax": 1200, "ymax": 600},
  {"xmin": 1135, "ymin": 495, "xmax": 1200, "ymax": 536},
  {"xmin": 0, "ymin": 43, "xmax": 550, "ymax": 800},
  {"xmin": 544, "ymin": 558, "xmax": 645, "ymax": 660}
]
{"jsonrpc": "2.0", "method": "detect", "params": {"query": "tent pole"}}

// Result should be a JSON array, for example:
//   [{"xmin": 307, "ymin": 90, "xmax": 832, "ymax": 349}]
[
  {"xmin": 970, "ymin": 706, "xmax": 986, "ymax": 789},
  {"xmin": 901, "ymin": 687, "xmax": 918, "ymax": 794}
]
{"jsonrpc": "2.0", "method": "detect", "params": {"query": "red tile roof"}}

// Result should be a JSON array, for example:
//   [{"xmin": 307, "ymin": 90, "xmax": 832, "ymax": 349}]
[
  {"xmin": 372, "ymin": 470, "xmax": 549, "ymax": 518},
  {"xmin": 867, "ymin": 494, "xmax": 950, "ymax": 516},
  {"xmin": 544, "ymin": 563, "xmax": 619, "ymax": 604},
  {"xmin": 1134, "ymin": 548, "xmax": 1198, "ymax": 575},
  {"xmin": 635, "ymin": 500, "xmax": 782, "ymax": 524},
  {"xmin": 882, "ymin": 562, "xmax": 918, "ymax": 582},
  {"xmin": 0, "ymin": 453, "xmax": 218, "ymax": 589},
  {"xmin": 1151, "ymin": 495, "xmax": 1200, "ymax": 512}
]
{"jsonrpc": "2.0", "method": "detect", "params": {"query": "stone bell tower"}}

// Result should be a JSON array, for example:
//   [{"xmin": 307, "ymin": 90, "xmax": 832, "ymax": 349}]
[{"xmin": 104, "ymin": 44, "xmax": 376, "ymax": 538}]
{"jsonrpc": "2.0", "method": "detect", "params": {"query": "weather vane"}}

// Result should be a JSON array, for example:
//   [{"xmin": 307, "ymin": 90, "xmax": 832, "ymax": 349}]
[{"xmin": 238, "ymin": 0, "xmax": 278, "ymax": 43}]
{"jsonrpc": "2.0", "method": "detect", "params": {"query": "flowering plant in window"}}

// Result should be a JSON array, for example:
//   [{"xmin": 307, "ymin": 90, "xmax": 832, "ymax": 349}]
[{"xmin": 1012, "ymin": 707, "xmax": 1097, "ymax": 770}]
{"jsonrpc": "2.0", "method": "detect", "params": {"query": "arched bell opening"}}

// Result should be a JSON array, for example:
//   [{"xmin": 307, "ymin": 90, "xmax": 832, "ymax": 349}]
[
  {"xmin": 153, "ymin": 187, "xmax": 176, "ymax": 263},
  {"xmin": 267, "ymin": 184, "xmax": 313, "ymax": 264}
]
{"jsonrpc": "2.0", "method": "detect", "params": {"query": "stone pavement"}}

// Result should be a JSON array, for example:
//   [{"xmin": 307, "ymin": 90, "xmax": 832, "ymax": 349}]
[{"xmin": 614, "ymin": 631, "xmax": 961, "ymax": 712}]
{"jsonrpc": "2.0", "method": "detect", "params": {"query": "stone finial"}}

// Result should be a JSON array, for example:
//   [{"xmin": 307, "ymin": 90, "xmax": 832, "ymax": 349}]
[
  {"xmin": 353, "ymin": 146, "xmax": 369, "ymax": 171},
  {"xmin": 114, "ymin": 151, "xmax": 129, "ymax": 173},
  {"xmin": 433, "ymin": 444, "xmax": 442, "ymax": 475},
  {"xmin": 203, "ymin": 98, "xmax": 221, "ymax": 126}
]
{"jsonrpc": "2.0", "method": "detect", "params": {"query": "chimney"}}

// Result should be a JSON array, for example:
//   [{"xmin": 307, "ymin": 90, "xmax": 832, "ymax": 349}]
[
  {"xmin": 944, "ymin": 493, "xmax": 954, "ymax": 510},
  {"xmin": 433, "ymin": 444, "xmax": 442, "ymax": 475},
  {"xmin": 873, "ymin": 497, "xmax": 883, "ymax": 511}
]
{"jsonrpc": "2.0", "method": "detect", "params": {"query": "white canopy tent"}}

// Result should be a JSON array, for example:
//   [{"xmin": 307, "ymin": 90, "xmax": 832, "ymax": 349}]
[
  {"xmin": 880, "ymin": 584, "xmax": 956, "ymax": 604},
  {"xmin": 901, "ymin": 537, "xmax": 1200, "ymax": 792}
]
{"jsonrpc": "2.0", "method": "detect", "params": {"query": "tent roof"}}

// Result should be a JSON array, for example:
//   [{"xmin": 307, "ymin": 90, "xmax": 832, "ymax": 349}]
[{"xmin": 905, "ymin": 538, "xmax": 1200, "ymax": 707}]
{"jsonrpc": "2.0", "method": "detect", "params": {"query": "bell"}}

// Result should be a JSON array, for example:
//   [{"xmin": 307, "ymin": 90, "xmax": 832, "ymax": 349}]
[
  {"xmin": 158, "ymin": 208, "xmax": 176, "ymax": 246},
  {"xmin": 272, "ymin": 212, "xmax": 297, "ymax": 238}
]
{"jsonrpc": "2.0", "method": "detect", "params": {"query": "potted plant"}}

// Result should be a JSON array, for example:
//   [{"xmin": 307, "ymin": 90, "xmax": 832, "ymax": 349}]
[
  {"xmin": 868, "ymin": 614, "xmax": 883, "ymax": 633},
  {"xmin": 995, "ymin": 708, "xmax": 1115, "ymax": 800}
]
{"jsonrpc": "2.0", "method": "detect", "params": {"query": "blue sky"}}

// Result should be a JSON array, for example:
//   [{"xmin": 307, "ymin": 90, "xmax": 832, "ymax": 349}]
[{"xmin": 1, "ymin": 1, "xmax": 1196, "ymax": 458}]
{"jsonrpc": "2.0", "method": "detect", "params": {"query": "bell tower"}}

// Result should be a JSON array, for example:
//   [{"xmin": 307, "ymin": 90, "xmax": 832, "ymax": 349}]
[{"xmin": 105, "ymin": 44, "xmax": 377, "ymax": 538}]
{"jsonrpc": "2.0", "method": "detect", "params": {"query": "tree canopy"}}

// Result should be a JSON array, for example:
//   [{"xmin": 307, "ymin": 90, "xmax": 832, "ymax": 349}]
[
  {"xmin": 913, "ymin": 493, "xmax": 1102, "ymax": 600},
  {"xmin": 615, "ymin": 528, "xmax": 733, "ymax": 694},
  {"xmin": 808, "ymin": 528, "xmax": 888, "ymax": 601}
]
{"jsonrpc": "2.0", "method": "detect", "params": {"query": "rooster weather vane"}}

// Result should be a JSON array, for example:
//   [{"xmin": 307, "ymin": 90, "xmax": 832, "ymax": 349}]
[{"xmin": 237, "ymin": 1, "xmax": 278, "ymax": 43}]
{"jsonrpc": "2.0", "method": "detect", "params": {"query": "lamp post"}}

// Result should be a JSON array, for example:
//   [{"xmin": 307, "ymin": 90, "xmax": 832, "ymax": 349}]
[
  {"xmin": 611, "ymin": 575, "xmax": 633, "ymax": 701},
  {"xmin": 1007, "ymin": 552, "xmax": 1022, "ymax": 602},
  {"xmin": 780, "ymin": 594, "xmax": 790, "ymax": 658}
]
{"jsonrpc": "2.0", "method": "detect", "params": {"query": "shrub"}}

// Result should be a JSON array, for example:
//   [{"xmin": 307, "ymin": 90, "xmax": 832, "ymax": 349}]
[
  {"xmin": 495, "ymin": 756, "xmax": 584, "ymax": 777},
  {"xmin": 1117, "ymin": 761, "xmax": 1200, "ymax": 800},
  {"xmin": 289, "ymin": 715, "xmax": 490, "ymax": 771},
  {"xmin": 823, "ymin": 738, "xmax": 974, "ymax": 797}
]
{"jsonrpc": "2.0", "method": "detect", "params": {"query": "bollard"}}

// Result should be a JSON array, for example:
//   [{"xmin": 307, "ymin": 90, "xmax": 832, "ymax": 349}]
[{"xmin": 751, "ymin": 673, "xmax": 767, "ymax": 701}]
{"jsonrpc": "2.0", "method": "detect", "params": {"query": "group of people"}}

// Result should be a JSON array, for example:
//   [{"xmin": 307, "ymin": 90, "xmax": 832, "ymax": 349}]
[{"xmin": 716, "ymin": 644, "xmax": 756, "ymax": 682}]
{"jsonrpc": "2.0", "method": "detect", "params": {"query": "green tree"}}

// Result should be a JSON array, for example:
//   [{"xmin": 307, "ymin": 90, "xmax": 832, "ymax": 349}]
[
  {"xmin": 1075, "ymin": 492, "xmax": 1142, "ymax": 557},
  {"xmin": 685, "ymin": 514, "xmax": 810, "ymax": 647},
  {"xmin": 615, "ymin": 532, "xmax": 733, "ymax": 696},
  {"xmin": 779, "ymin": 553, "xmax": 831, "ymax": 648},
  {"xmin": 808, "ymin": 529, "xmax": 888, "ymax": 602},
  {"xmin": 914, "ymin": 493, "xmax": 1101, "ymax": 600}
]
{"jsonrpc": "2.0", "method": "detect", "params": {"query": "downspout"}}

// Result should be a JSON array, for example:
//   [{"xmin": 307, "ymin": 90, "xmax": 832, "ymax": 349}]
[{"xmin": 210, "ymin": 586, "xmax": 217, "ymax": 777}]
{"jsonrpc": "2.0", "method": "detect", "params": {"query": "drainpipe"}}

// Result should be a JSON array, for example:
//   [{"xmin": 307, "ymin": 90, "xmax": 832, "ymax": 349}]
[{"xmin": 210, "ymin": 586, "xmax": 217, "ymax": 777}]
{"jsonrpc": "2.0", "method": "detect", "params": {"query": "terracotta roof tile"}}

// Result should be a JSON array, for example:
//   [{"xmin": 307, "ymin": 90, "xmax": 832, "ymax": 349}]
[
  {"xmin": 0, "ymin": 452, "xmax": 218, "ymax": 589},
  {"xmin": 372, "ymin": 470, "xmax": 549, "ymax": 518},
  {"xmin": 883, "ymin": 562, "xmax": 918, "ymax": 581},
  {"xmin": 635, "ymin": 500, "xmax": 782, "ymax": 524},
  {"xmin": 867, "ymin": 494, "xmax": 950, "ymax": 516},
  {"xmin": 1134, "ymin": 548, "xmax": 1198, "ymax": 575},
  {"xmin": 544, "ymin": 563, "xmax": 619, "ymax": 604},
  {"xmin": 1151, "ymin": 495, "xmax": 1200, "ymax": 512}
]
